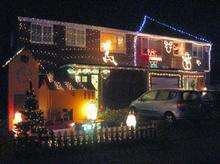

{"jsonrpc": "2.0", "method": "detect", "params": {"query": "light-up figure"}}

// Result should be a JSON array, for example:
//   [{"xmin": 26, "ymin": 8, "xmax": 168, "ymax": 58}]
[
  {"xmin": 182, "ymin": 52, "xmax": 192, "ymax": 70},
  {"xmin": 147, "ymin": 49, "xmax": 162, "ymax": 68},
  {"xmin": 102, "ymin": 41, "xmax": 118, "ymax": 65},
  {"xmin": 196, "ymin": 59, "xmax": 202, "ymax": 66},
  {"xmin": 164, "ymin": 41, "xmax": 173, "ymax": 54}
]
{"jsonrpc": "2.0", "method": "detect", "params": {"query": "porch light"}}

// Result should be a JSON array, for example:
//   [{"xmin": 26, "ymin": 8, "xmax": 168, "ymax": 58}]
[
  {"xmin": 126, "ymin": 112, "xmax": 136, "ymax": 127},
  {"xmin": 86, "ymin": 102, "xmax": 98, "ymax": 121},
  {"xmin": 202, "ymin": 87, "xmax": 207, "ymax": 96}
]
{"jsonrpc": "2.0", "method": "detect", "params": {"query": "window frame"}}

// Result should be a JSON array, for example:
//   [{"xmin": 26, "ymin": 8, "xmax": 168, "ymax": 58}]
[
  {"xmin": 66, "ymin": 26, "xmax": 86, "ymax": 47},
  {"xmin": 30, "ymin": 23, "xmax": 53, "ymax": 44}
]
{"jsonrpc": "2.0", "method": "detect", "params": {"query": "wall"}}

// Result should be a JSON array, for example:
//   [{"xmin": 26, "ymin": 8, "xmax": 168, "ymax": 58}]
[
  {"xmin": 39, "ymin": 82, "xmax": 95, "ymax": 123},
  {"xmin": 8, "ymin": 49, "xmax": 39, "ymax": 130}
]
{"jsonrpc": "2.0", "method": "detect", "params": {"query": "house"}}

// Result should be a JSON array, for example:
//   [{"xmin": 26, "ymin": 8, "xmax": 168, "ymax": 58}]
[{"xmin": 0, "ymin": 16, "xmax": 212, "ymax": 131}]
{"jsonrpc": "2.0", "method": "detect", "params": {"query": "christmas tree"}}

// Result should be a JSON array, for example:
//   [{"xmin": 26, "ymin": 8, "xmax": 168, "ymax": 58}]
[{"xmin": 15, "ymin": 81, "xmax": 49, "ymax": 139}]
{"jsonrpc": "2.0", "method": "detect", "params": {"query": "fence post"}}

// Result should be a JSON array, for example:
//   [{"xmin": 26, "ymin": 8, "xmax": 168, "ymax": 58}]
[{"xmin": 57, "ymin": 132, "xmax": 62, "ymax": 148}]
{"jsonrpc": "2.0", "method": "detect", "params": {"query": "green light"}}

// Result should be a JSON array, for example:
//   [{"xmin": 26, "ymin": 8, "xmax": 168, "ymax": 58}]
[{"xmin": 67, "ymin": 68, "xmax": 75, "ymax": 74}]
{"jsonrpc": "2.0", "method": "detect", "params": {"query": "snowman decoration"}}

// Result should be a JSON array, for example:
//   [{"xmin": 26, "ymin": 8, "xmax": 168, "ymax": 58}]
[{"xmin": 182, "ymin": 52, "xmax": 192, "ymax": 70}]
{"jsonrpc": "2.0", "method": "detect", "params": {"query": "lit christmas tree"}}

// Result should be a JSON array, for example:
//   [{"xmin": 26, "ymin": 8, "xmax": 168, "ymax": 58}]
[{"xmin": 15, "ymin": 81, "xmax": 49, "ymax": 139}]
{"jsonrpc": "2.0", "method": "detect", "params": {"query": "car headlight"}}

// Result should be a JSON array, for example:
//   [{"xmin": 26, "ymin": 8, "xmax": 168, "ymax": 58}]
[{"xmin": 126, "ymin": 112, "xmax": 136, "ymax": 127}]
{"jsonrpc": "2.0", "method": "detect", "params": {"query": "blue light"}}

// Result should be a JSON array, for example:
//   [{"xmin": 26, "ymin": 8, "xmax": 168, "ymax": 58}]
[
  {"xmin": 139, "ymin": 15, "xmax": 211, "ymax": 43},
  {"xmin": 138, "ymin": 15, "xmax": 147, "ymax": 32}
]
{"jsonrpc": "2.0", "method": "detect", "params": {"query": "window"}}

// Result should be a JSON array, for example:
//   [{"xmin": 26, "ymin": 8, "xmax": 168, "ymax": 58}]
[
  {"xmin": 66, "ymin": 27, "xmax": 86, "ymax": 47},
  {"xmin": 100, "ymin": 32, "xmax": 125, "ymax": 53},
  {"xmin": 141, "ymin": 91, "xmax": 157, "ymax": 101},
  {"xmin": 148, "ymin": 38, "xmax": 161, "ymax": 53},
  {"xmin": 156, "ymin": 90, "xmax": 170, "ymax": 100},
  {"xmin": 173, "ymin": 42, "xmax": 185, "ymax": 56},
  {"xmin": 182, "ymin": 92, "xmax": 199, "ymax": 101},
  {"xmin": 31, "ymin": 23, "xmax": 53, "ymax": 44},
  {"xmin": 81, "ymin": 76, "xmax": 88, "ymax": 83},
  {"xmin": 192, "ymin": 45, "xmax": 203, "ymax": 58}
]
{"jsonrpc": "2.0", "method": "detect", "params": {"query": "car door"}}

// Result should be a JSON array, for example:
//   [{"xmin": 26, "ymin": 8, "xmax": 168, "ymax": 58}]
[
  {"xmin": 154, "ymin": 90, "xmax": 177, "ymax": 116},
  {"xmin": 181, "ymin": 91, "xmax": 203, "ymax": 118},
  {"xmin": 136, "ymin": 90, "xmax": 158, "ymax": 117}
]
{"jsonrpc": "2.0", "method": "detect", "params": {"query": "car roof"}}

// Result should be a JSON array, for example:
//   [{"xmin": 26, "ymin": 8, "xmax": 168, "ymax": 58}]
[{"xmin": 149, "ymin": 88, "xmax": 199, "ymax": 92}]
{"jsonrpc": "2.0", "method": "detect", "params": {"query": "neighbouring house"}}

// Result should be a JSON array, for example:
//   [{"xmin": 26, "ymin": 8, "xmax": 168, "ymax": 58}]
[{"xmin": 0, "ymin": 16, "xmax": 212, "ymax": 131}]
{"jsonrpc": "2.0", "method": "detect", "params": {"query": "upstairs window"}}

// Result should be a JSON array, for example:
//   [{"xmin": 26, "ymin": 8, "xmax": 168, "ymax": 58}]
[
  {"xmin": 192, "ymin": 44, "xmax": 203, "ymax": 58},
  {"xmin": 66, "ymin": 27, "xmax": 86, "ymax": 47},
  {"xmin": 100, "ymin": 32, "xmax": 125, "ymax": 53},
  {"xmin": 31, "ymin": 23, "xmax": 53, "ymax": 44}
]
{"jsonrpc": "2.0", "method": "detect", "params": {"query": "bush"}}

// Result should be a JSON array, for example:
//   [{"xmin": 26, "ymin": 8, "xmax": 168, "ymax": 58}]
[{"xmin": 98, "ymin": 109, "xmax": 128, "ymax": 127}]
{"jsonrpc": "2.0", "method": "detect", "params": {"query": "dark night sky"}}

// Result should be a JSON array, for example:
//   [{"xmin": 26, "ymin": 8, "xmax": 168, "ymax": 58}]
[{"xmin": 0, "ymin": 0, "xmax": 219, "ymax": 83}]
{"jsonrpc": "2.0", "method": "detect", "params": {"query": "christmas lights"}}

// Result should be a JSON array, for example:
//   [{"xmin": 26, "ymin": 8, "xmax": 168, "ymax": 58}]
[
  {"xmin": 182, "ymin": 52, "xmax": 192, "ymax": 70},
  {"xmin": 196, "ymin": 59, "xmax": 202, "ymax": 66},
  {"xmin": 143, "ymin": 15, "xmax": 211, "ymax": 43},
  {"xmin": 102, "ymin": 41, "xmax": 118, "ymax": 65},
  {"xmin": 164, "ymin": 41, "xmax": 173, "ymax": 54},
  {"xmin": 2, "ymin": 48, "xmax": 24, "ymax": 68},
  {"xmin": 148, "ymin": 72, "xmax": 182, "ymax": 89}
]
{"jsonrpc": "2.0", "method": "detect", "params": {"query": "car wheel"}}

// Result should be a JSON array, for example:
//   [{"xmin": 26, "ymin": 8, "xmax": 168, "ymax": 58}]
[{"xmin": 164, "ymin": 112, "xmax": 176, "ymax": 124}]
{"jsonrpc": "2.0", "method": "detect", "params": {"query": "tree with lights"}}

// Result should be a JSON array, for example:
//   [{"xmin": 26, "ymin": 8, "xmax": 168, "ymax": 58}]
[{"xmin": 15, "ymin": 81, "xmax": 49, "ymax": 139}]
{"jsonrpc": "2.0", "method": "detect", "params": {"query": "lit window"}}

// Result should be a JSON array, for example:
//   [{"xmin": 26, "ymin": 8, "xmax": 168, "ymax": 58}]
[
  {"xmin": 100, "ymin": 32, "xmax": 125, "ymax": 53},
  {"xmin": 173, "ymin": 42, "xmax": 185, "ymax": 56},
  {"xmin": 31, "ymin": 23, "xmax": 53, "ymax": 44},
  {"xmin": 66, "ymin": 27, "xmax": 86, "ymax": 47},
  {"xmin": 82, "ymin": 76, "xmax": 87, "ymax": 83}
]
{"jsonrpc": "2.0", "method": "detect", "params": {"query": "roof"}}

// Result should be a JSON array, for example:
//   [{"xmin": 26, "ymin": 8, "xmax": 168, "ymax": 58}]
[
  {"xmin": 18, "ymin": 16, "xmax": 211, "ymax": 45},
  {"xmin": 41, "ymin": 73, "xmax": 96, "ymax": 91}
]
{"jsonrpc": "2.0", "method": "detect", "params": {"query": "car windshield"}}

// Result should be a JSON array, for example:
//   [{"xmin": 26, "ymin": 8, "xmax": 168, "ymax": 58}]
[{"xmin": 141, "ymin": 91, "xmax": 157, "ymax": 101}]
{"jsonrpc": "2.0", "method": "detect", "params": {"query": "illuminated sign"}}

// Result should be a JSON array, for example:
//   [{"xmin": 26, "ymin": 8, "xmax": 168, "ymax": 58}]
[{"xmin": 102, "ymin": 41, "xmax": 118, "ymax": 65}]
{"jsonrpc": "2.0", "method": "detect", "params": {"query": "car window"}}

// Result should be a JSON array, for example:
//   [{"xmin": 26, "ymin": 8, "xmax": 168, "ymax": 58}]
[
  {"xmin": 156, "ymin": 90, "xmax": 170, "ymax": 100},
  {"xmin": 182, "ymin": 92, "xmax": 199, "ymax": 101},
  {"xmin": 141, "ymin": 91, "xmax": 157, "ymax": 101},
  {"xmin": 169, "ymin": 91, "xmax": 178, "ymax": 99}
]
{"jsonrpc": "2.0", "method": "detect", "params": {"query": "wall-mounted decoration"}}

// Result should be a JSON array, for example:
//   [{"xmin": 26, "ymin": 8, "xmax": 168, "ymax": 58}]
[
  {"xmin": 173, "ymin": 42, "xmax": 185, "ymax": 55},
  {"xmin": 182, "ymin": 52, "xmax": 192, "ymax": 70},
  {"xmin": 147, "ymin": 49, "xmax": 162, "ymax": 68},
  {"xmin": 102, "ymin": 41, "xmax": 118, "ymax": 65},
  {"xmin": 164, "ymin": 41, "xmax": 173, "ymax": 54},
  {"xmin": 196, "ymin": 59, "xmax": 202, "ymax": 66}
]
